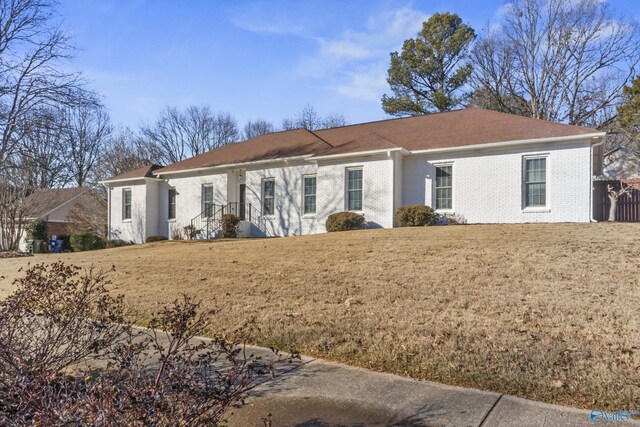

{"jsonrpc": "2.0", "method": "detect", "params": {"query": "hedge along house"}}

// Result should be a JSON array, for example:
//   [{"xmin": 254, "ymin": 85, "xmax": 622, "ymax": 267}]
[{"xmin": 101, "ymin": 108, "xmax": 606, "ymax": 242}]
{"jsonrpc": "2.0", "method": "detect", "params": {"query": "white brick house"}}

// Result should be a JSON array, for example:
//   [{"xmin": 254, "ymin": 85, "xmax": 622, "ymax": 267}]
[{"xmin": 102, "ymin": 108, "xmax": 606, "ymax": 242}]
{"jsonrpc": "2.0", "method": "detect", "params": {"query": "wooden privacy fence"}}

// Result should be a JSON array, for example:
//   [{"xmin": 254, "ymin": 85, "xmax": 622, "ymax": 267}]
[{"xmin": 593, "ymin": 180, "xmax": 640, "ymax": 222}]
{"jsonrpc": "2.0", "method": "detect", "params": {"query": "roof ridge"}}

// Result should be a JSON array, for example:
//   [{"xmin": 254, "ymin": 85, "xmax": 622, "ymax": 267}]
[
  {"xmin": 340, "ymin": 131, "xmax": 400, "ymax": 148},
  {"xmin": 304, "ymin": 128, "xmax": 335, "ymax": 148}
]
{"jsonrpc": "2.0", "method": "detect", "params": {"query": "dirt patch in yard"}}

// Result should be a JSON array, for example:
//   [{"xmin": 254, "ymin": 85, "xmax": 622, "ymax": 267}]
[{"xmin": 0, "ymin": 223, "xmax": 638, "ymax": 410}]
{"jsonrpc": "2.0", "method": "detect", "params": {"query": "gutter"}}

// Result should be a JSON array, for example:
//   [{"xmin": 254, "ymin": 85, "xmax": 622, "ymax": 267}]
[
  {"xmin": 589, "ymin": 137, "xmax": 606, "ymax": 223},
  {"xmin": 107, "ymin": 187, "xmax": 111, "ymax": 241},
  {"xmin": 99, "ymin": 177, "xmax": 164, "ymax": 185},
  {"xmin": 408, "ymin": 132, "xmax": 606, "ymax": 155},
  {"xmin": 309, "ymin": 147, "xmax": 407, "ymax": 162},
  {"xmin": 154, "ymin": 155, "xmax": 315, "ymax": 177}
]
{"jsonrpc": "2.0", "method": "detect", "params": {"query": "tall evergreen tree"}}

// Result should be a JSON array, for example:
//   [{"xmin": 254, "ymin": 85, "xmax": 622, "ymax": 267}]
[{"xmin": 382, "ymin": 13, "xmax": 476, "ymax": 116}]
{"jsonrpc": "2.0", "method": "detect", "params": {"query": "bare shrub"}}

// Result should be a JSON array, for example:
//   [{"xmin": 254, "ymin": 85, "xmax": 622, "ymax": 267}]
[
  {"xmin": 221, "ymin": 214, "xmax": 240, "ymax": 238},
  {"xmin": 0, "ymin": 262, "xmax": 288, "ymax": 426}
]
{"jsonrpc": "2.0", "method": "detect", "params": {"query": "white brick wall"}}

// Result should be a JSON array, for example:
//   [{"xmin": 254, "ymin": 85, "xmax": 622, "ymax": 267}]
[
  {"xmin": 106, "ymin": 139, "xmax": 595, "ymax": 240},
  {"xmin": 316, "ymin": 155, "xmax": 395, "ymax": 230},
  {"xmin": 164, "ymin": 172, "xmax": 227, "ymax": 238},
  {"xmin": 402, "ymin": 140, "xmax": 593, "ymax": 223},
  {"xmin": 108, "ymin": 183, "xmax": 147, "ymax": 242}
]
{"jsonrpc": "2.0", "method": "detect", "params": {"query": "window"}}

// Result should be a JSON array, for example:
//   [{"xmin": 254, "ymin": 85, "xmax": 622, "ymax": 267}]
[
  {"xmin": 435, "ymin": 165, "xmax": 452, "ymax": 210},
  {"xmin": 524, "ymin": 157, "xmax": 547, "ymax": 207},
  {"xmin": 202, "ymin": 185, "xmax": 214, "ymax": 217},
  {"xmin": 168, "ymin": 188, "xmax": 176, "ymax": 220},
  {"xmin": 346, "ymin": 168, "xmax": 363, "ymax": 211},
  {"xmin": 303, "ymin": 175, "xmax": 316, "ymax": 215},
  {"xmin": 262, "ymin": 178, "xmax": 275, "ymax": 216},
  {"xmin": 122, "ymin": 188, "xmax": 132, "ymax": 220}
]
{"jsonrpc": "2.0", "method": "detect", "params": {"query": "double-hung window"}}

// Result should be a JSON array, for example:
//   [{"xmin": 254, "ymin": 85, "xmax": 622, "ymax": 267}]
[
  {"xmin": 524, "ymin": 157, "xmax": 547, "ymax": 207},
  {"xmin": 168, "ymin": 188, "xmax": 176, "ymax": 220},
  {"xmin": 303, "ymin": 175, "xmax": 316, "ymax": 215},
  {"xmin": 262, "ymin": 178, "xmax": 275, "ymax": 216},
  {"xmin": 202, "ymin": 185, "xmax": 214, "ymax": 217},
  {"xmin": 346, "ymin": 168, "xmax": 363, "ymax": 211},
  {"xmin": 122, "ymin": 189, "xmax": 132, "ymax": 221},
  {"xmin": 435, "ymin": 165, "xmax": 453, "ymax": 210}
]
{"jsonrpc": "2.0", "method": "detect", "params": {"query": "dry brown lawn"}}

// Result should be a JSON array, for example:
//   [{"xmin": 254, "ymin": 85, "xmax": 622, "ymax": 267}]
[{"xmin": 1, "ymin": 223, "xmax": 639, "ymax": 410}]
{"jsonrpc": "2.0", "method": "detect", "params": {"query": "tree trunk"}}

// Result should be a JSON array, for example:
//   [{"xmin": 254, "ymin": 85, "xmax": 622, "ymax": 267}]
[{"xmin": 608, "ymin": 195, "xmax": 618, "ymax": 221}]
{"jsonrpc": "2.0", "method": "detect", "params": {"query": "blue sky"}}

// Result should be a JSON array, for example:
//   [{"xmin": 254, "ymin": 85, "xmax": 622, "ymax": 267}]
[{"xmin": 59, "ymin": 0, "xmax": 640, "ymax": 129}]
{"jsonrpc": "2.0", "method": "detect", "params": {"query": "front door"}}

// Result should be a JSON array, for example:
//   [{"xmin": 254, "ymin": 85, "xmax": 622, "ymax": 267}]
[{"xmin": 238, "ymin": 183, "xmax": 246, "ymax": 220}]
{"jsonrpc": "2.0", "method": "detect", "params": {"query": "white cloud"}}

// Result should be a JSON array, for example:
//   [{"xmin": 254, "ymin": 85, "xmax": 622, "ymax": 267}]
[
  {"xmin": 227, "ymin": 2, "xmax": 310, "ymax": 36},
  {"xmin": 228, "ymin": 3, "xmax": 429, "ymax": 102},
  {"xmin": 333, "ymin": 64, "xmax": 389, "ymax": 101},
  {"xmin": 296, "ymin": 6, "xmax": 428, "ymax": 101}
]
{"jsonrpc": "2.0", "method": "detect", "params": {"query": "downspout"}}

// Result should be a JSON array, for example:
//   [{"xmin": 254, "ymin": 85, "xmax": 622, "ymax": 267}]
[
  {"xmin": 107, "ymin": 186, "xmax": 112, "ymax": 240},
  {"xmin": 590, "ymin": 139, "xmax": 605, "ymax": 223}
]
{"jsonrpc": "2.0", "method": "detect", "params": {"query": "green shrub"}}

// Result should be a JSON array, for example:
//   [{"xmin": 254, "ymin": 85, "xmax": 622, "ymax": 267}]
[
  {"xmin": 25, "ymin": 218, "xmax": 47, "ymax": 241},
  {"xmin": 395, "ymin": 205, "xmax": 438, "ymax": 227},
  {"xmin": 145, "ymin": 235, "xmax": 168, "ymax": 243},
  {"xmin": 220, "ymin": 214, "xmax": 240, "ymax": 238},
  {"xmin": 70, "ymin": 232, "xmax": 106, "ymax": 252},
  {"xmin": 325, "ymin": 212, "xmax": 366, "ymax": 232},
  {"xmin": 106, "ymin": 239, "xmax": 133, "ymax": 248}
]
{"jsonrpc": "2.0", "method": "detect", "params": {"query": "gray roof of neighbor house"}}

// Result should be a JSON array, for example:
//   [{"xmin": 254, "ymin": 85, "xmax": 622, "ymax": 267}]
[
  {"xmin": 133, "ymin": 108, "xmax": 601, "ymax": 176},
  {"xmin": 23, "ymin": 188, "xmax": 88, "ymax": 218}
]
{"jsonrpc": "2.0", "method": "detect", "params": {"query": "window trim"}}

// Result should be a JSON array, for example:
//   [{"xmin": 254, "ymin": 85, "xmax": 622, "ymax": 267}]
[
  {"xmin": 201, "ymin": 184, "xmax": 214, "ymax": 217},
  {"xmin": 433, "ymin": 162, "xmax": 454, "ymax": 212},
  {"xmin": 168, "ymin": 188, "xmax": 176, "ymax": 221},
  {"xmin": 262, "ymin": 178, "xmax": 275, "ymax": 217},
  {"xmin": 522, "ymin": 154, "xmax": 550, "ymax": 212},
  {"xmin": 122, "ymin": 188, "xmax": 132, "ymax": 222},
  {"xmin": 345, "ymin": 167, "xmax": 364, "ymax": 212},
  {"xmin": 302, "ymin": 174, "xmax": 317, "ymax": 216}
]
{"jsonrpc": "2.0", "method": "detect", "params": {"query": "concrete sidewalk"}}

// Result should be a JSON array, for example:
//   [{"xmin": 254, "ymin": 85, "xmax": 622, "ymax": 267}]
[{"xmin": 220, "ymin": 343, "xmax": 633, "ymax": 427}]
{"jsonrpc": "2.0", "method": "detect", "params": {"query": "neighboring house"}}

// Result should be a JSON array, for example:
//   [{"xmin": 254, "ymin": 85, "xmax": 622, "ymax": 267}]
[
  {"xmin": 623, "ymin": 178, "xmax": 640, "ymax": 190},
  {"xmin": 19, "ymin": 188, "xmax": 107, "ymax": 249},
  {"xmin": 102, "ymin": 108, "xmax": 606, "ymax": 242}
]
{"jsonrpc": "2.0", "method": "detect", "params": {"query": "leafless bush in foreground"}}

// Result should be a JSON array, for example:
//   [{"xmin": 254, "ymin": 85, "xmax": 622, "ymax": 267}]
[{"xmin": 0, "ymin": 262, "xmax": 289, "ymax": 426}]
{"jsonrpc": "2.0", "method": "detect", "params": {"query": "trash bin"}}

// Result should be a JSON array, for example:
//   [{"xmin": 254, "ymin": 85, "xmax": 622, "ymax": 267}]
[
  {"xmin": 50, "ymin": 239, "xmax": 63, "ymax": 253},
  {"xmin": 33, "ymin": 239, "xmax": 43, "ymax": 253}
]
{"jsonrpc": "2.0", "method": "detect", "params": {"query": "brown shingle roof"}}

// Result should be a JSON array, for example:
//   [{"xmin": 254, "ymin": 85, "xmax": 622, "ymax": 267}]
[
  {"xmin": 107, "ymin": 164, "xmax": 163, "ymax": 181},
  {"xmin": 23, "ymin": 188, "xmax": 86, "ymax": 218},
  {"xmin": 156, "ymin": 129, "xmax": 331, "ymax": 174},
  {"xmin": 313, "ymin": 133, "xmax": 400, "ymax": 156},
  {"xmin": 154, "ymin": 108, "xmax": 600, "ymax": 174}
]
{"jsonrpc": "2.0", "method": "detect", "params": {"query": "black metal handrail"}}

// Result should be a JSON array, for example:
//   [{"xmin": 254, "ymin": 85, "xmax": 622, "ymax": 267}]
[{"xmin": 189, "ymin": 202, "xmax": 264, "ymax": 239}]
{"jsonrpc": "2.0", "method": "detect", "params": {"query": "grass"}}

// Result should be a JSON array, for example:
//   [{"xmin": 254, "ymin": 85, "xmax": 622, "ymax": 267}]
[{"xmin": 1, "ymin": 223, "xmax": 639, "ymax": 410}]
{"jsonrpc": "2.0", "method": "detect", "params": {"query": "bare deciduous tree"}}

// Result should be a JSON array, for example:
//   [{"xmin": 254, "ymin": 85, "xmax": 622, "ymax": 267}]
[
  {"xmin": 141, "ymin": 106, "xmax": 240, "ymax": 165},
  {"xmin": 472, "ymin": 0, "xmax": 640, "ymax": 128},
  {"xmin": 97, "ymin": 126, "xmax": 160, "ymax": 180},
  {"xmin": 0, "ymin": 0, "xmax": 93, "ymax": 169},
  {"xmin": 243, "ymin": 119, "xmax": 275, "ymax": 139},
  {"xmin": 0, "ymin": 182, "xmax": 28, "ymax": 251},
  {"xmin": 14, "ymin": 107, "xmax": 69, "ymax": 189},
  {"xmin": 607, "ymin": 183, "xmax": 633, "ymax": 221},
  {"xmin": 64, "ymin": 104, "xmax": 112, "ymax": 187},
  {"xmin": 282, "ymin": 104, "xmax": 347, "ymax": 131}
]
